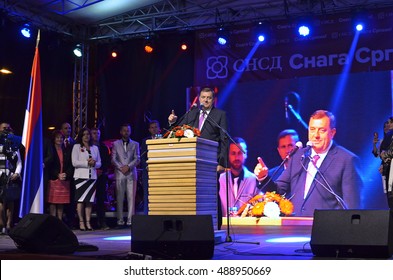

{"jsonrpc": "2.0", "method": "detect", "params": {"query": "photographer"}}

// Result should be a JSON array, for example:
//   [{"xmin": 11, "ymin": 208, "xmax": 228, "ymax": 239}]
[{"xmin": 0, "ymin": 122, "xmax": 22, "ymax": 235}]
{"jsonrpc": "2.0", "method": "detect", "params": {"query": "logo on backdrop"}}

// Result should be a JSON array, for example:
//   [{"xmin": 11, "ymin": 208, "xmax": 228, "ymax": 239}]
[{"xmin": 206, "ymin": 56, "xmax": 228, "ymax": 79}]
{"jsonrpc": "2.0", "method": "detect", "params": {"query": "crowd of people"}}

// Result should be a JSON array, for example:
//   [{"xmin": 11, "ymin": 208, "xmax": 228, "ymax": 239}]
[{"xmin": 0, "ymin": 87, "xmax": 391, "ymax": 234}]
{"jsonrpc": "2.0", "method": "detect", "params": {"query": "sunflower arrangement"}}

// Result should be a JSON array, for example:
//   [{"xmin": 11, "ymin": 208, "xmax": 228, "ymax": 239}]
[
  {"xmin": 237, "ymin": 192, "xmax": 294, "ymax": 218},
  {"xmin": 163, "ymin": 124, "xmax": 201, "ymax": 139}
]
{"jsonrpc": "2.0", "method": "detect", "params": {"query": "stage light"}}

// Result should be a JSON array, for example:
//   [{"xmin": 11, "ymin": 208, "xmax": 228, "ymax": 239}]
[
  {"xmin": 111, "ymin": 49, "xmax": 118, "ymax": 58},
  {"xmin": 144, "ymin": 43, "xmax": 153, "ymax": 53},
  {"xmin": 355, "ymin": 23, "xmax": 364, "ymax": 31},
  {"xmin": 0, "ymin": 68, "xmax": 13, "ymax": 75},
  {"xmin": 73, "ymin": 44, "xmax": 82, "ymax": 57},
  {"xmin": 352, "ymin": 11, "xmax": 367, "ymax": 32},
  {"xmin": 298, "ymin": 25, "xmax": 310, "ymax": 37},
  {"xmin": 20, "ymin": 24, "xmax": 31, "ymax": 38},
  {"xmin": 217, "ymin": 27, "xmax": 229, "ymax": 45},
  {"xmin": 255, "ymin": 21, "xmax": 270, "ymax": 43},
  {"xmin": 180, "ymin": 43, "xmax": 188, "ymax": 51}
]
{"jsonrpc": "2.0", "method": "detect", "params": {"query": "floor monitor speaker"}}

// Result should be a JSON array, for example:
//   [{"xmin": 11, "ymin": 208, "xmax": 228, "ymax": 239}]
[
  {"xmin": 310, "ymin": 209, "xmax": 393, "ymax": 258},
  {"xmin": 131, "ymin": 215, "xmax": 214, "ymax": 259},
  {"xmin": 9, "ymin": 213, "xmax": 79, "ymax": 254}
]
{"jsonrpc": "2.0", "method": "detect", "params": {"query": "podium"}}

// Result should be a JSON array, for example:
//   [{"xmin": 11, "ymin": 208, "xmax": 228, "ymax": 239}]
[{"xmin": 146, "ymin": 137, "xmax": 219, "ymax": 229}]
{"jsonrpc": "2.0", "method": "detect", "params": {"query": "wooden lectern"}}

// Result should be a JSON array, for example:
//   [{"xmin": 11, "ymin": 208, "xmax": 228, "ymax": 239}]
[{"xmin": 146, "ymin": 137, "xmax": 219, "ymax": 229}]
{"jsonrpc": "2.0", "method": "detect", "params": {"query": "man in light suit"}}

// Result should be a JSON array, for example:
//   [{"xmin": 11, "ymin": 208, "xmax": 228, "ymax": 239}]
[
  {"xmin": 219, "ymin": 137, "xmax": 258, "ymax": 217},
  {"xmin": 254, "ymin": 110, "xmax": 362, "ymax": 216},
  {"xmin": 111, "ymin": 124, "xmax": 140, "ymax": 226}
]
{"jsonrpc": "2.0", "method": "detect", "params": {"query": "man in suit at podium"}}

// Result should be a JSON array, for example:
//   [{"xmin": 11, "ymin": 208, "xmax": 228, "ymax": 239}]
[{"xmin": 168, "ymin": 87, "xmax": 229, "ymax": 229}]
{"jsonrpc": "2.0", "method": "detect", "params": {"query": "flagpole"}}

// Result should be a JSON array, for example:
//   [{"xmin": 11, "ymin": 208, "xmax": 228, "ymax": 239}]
[
  {"xmin": 36, "ymin": 29, "xmax": 40, "ymax": 48},
  {"xmin": 19, "ymin": 29, "xmax": 44, "ymax": 217}
]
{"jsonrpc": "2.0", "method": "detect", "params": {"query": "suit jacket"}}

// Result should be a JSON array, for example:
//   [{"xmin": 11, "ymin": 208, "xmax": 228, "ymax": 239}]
[
  {"xmin": 71, "ymin": 144, "xmax": 102, "ymax": 179},
  {"xmin": 46, "ymin": 144, "xmax": 74, "ymax": 181},
  {"xmin": 111, "ymin": 139, "xmax": 140, "ymax": 180},
  {"xmin": 177, "ymin": 107, "xmax": 228, "ymax": 167},
  {"xmin": 219, "ymin": 167, "xmax": 258, "ymax": 216},
  {"xmin": 262, "ymin": 142, "xmax": 362, "ymax": 216}
]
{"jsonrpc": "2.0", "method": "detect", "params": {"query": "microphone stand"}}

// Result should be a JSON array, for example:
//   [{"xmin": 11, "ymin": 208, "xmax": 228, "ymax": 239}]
[
  {"xmin": 204, "ymin": 112, "xmax": 259, "ymax": 245},
  {"xmin": 304, "ymin": 155, "xmax": 348, "ymax": 209},
  {"xmin": 288, "ymin": 104, "xmax": 308, "ymax": 130}
]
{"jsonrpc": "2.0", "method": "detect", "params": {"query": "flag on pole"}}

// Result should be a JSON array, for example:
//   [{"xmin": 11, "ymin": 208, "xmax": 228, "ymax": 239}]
[{"xmin": 19, "ymin": 30, "xmax": 44, "ymax": 217}]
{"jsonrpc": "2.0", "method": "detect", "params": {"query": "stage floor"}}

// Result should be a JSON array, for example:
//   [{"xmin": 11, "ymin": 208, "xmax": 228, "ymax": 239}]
[{"xmin": 1, "ymin": 218, "xmax": 391, "ymax": 260}]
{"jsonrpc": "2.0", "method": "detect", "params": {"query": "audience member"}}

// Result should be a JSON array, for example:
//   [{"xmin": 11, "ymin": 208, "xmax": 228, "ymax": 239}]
[
  {"xmin": 219, "ymin": 137, "xmax": 258, "ymax": 217},
  {"xmin": 91, "ymin": 127, "xmax": 111, "ymax": 230},
  {"xmin": 60, "ymin": 122, "xmax": 76, "ymax": 229},
  {"xmin": 140, "ymin": 120, "xmax": 161, "ymax": 215},
  {"xmin": 111, "ymin": 124, "xmax": 140, "ymax": 226},
  {"xmin": 45, "ymin": 130, "xmax": 73, "ymax": 220},
  {"xmin": 254, "ymin": 110, "xmax": 362, "ymax": 216},
  {"xmin": 378, "ymin": 117, "xmax": 393, "ymax": 208},
  {"xmin": 0, "ymin": 122, "xmax": 22, "ymax": 234},
  {"xmin": 71, "ymin": 128, "xmax": 101, "ymax": 231},
  {"xmin": 61, "ymin": 122, "xmax": 75, "ymax": 148}
]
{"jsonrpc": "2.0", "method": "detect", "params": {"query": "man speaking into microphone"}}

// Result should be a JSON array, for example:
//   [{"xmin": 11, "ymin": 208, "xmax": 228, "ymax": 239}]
[
  {"xmin": 168, "ymin": 87, "xmax": 229, "ymax": 229},
  {"xmin": 254, "ymin": 110, "xmax": 363, "ymax": 216},
  {"xmin": 168, "ymin": 87, "xmax": 228, "ymax": 173}
]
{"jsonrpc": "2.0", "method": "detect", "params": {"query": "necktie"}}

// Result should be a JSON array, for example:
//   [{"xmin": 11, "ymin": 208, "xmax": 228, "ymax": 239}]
[
  {"xmin": 312, "ymin": 154, "xmax": 320, "ymax": 167},
  {"xmin": 123, "ymin": 141, "xmax": 128, "ymax": 152},
  {"xmin": 304, "ymin": 154, "xmax": 320, "ymax": 198},
  {"xmin": 199, "ymin": 111, "xmax": 206, "ymax": 130},
  {"xmin": 65, "ymin": 139, "xmax": 69, "ymax": 148},
  {"xmin": 233, "ymin": 177, "xmax": 239, "ymax": 199}
]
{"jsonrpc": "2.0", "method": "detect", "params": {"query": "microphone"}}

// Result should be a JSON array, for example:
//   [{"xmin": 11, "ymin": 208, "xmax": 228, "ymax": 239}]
[
  {"xmin": 173, "ymin": 103, "xmax": 199, "ymax": 127},
  {"xmin": 190, "ymin": 102, "xmax": 198, "ymax": 110},
  {"xmin": 301, "ymin": 141, "xmax": 313, "ymax": 159},
  {"xmin": 285, "ymin": 141, "xmax": 303, "ymax": 159},
  {"xmin": 285, "ymin": 97, "xmax": 289, "ymax": 121}
]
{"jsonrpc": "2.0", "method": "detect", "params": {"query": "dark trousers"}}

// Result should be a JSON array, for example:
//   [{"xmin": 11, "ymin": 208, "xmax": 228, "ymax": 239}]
[
  {"xmin": 142, "ymin": 169, "xmax": 149, "ymax": 215},
  {"xmin": 96, "ymin": 174, "xmax": 108, "ymax": 226}
]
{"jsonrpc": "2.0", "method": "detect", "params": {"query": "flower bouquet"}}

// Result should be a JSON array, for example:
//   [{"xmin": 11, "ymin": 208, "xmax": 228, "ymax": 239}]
[
  {"xmin": 237, "ymin": 192, "xmax": 294, "ymax": 218},
  {"xmin": 163, "ymin": 124, "xmax": 201, "ymax": 139}
]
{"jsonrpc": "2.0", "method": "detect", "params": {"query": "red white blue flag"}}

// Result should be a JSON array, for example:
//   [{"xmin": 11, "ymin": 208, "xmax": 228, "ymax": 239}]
[{"xmin": 19, "ymin": 30, "xmax": 44, "ymax": 217}]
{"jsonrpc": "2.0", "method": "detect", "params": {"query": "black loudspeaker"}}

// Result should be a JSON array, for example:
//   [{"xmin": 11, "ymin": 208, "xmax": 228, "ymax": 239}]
[
  {"xmin": 310, "ymin": 209, "xmax": 393, "ymax": 258},
  {"xmin": 9, "ymin": 213, "xmax": 79, "ymax": 254},
  {"xmin": 131, "ymin": 215, "xmax": 215, "ymax": 259}
]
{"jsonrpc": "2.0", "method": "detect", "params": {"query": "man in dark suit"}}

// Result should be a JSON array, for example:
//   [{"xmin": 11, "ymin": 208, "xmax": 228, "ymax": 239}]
[
  {"xmin": 254, "ymin": 110, "xmax": 362, "ymax": 216},
  {"xmin": 168, "ymin": 87, "xmax": 229, "ymax": 228},
  {"xmin": 140, "ymin": 120, "xmax": 161, "ymax": 215},
  {"xmin": 168, "ymin": 87, "xmax": 228, "ymax": 172},
  {"xmin": 269, "ymin": 130, "xmax": 300, "ymax": 181},
  {"xmin": 60, "ymin": 122, "xmax": 76, "ymax": 229}
]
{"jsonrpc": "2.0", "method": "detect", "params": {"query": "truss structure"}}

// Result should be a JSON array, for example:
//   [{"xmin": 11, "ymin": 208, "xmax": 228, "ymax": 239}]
[
  {"xmin": 72, "ymin": 43, "xmax": 89, "ymax": 138},
  {"xmin": 2, "ymin": 0, "xmax": 393, "ymax": 41}
]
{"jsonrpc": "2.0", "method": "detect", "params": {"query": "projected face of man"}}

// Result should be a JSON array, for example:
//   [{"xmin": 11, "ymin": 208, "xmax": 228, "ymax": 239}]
[
  {"xmin": 309, "ymin": 115, "xmax": 336, "ymax": 154},
  {"xmin": 277, "ymin": 135, "xmax": 297, "ymax": 160},
  {"xmin": 229, "ymin": 142, "xmax": 247, "ymax": 173}
]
